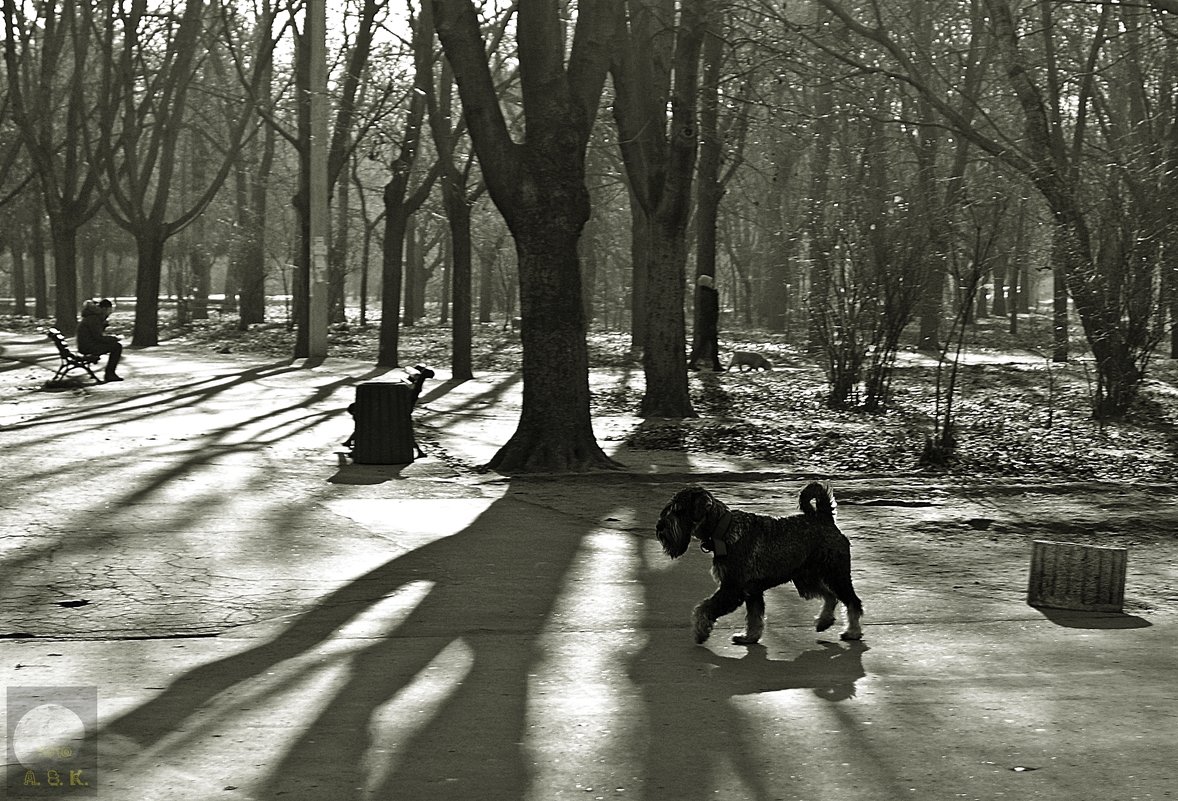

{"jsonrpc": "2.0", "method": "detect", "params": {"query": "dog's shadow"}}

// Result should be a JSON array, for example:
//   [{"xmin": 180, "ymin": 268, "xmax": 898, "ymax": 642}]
[
  {"xmin": 631, "ymin": 543, "xmax": 870, "ymax": 800},
  {"xmin": 696, "ymin": 638, "xmax": 869, "ymax": 701},
  {"xmin": 629, "ymin": 634, "xmax": 869, "ymax": 801}
]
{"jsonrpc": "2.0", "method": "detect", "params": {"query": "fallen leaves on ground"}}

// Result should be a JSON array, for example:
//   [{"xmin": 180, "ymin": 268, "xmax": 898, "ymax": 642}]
[{"xmin": 8, "ymin": 312, "xmax": 1176, "ymax": 483}]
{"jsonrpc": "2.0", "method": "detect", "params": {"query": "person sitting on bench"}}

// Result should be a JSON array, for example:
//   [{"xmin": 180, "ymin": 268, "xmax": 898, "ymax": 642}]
[{"xmin": 77, "ymin": 298, "xmax": 124, "ymax": 383}]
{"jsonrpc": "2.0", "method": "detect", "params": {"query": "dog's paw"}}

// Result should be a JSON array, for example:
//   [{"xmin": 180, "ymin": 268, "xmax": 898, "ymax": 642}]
[
  {"xmin": 839, "ymin": 629, "xmax": 863, "ymax": 641},
  {"xmin": 814, "ymin": 615, "xmax": 836, "ymax": 632},
  {"xmin": 692, "ymin": 609, "xmax": 714, "ymax": 644},
  {"xmin": 732, "ymin": 633, "xmax": 761, "ymax": 645}
]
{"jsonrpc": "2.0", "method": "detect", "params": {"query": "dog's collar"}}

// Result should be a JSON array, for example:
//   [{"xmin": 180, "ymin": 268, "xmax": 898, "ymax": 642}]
[{"xmin": 699, "ymin": 509, "xmax": 733, "ymax": 557}]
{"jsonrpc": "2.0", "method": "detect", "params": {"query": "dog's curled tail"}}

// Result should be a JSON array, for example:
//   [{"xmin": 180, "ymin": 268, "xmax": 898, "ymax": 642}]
[{"xmin": 799, "ymin": 481, "xmax": 836, "ymax": 519}]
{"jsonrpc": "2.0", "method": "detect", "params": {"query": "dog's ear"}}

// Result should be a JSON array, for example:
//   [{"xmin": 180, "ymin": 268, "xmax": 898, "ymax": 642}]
[{"xmin": 689, "ymin": 488, "xmax": 714, "ymax": 522}]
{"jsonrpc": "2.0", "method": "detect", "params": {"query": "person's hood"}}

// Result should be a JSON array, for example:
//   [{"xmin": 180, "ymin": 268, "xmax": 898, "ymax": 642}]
[{"xmin": 81, "ymin": 300, "xmax": 101, "ymax": 317}]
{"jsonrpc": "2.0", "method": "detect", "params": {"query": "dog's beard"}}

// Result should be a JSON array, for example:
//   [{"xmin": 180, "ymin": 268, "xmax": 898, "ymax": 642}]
[{"xmin": 656, "ymin": 516, "xmax": 691, "ymax": 558}]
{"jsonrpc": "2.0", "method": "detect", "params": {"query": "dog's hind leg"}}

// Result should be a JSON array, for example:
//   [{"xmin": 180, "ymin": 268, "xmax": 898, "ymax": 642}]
[
  {"xmin": 826, "ymin": 571, "xmax": 864, "ymax": 641},
  {"xmin": 732, "ymin": 592, "xmax": 765, "ymax": 645},
  {"xmin": 692, "ymin": 584, "xmax": 744, "ymax": 644},
  {"xmin": 814, "ymin": 587, "xmax": 838, "ymax": 633},
  {"xmin": 795, "ymin": 574, "xmax": 838, "ymax": 633}
]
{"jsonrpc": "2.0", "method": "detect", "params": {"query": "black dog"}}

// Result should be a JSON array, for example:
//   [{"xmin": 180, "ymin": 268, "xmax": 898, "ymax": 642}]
[{"xmin": 656, "ymin": 482, "xmax": 864, "ymax": 645}]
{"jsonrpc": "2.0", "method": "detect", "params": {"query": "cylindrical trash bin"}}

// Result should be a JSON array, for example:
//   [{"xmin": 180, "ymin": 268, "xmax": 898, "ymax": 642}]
[{"xmin": 351, "ymin": 381, "xmax": 416, "ymax": 464}]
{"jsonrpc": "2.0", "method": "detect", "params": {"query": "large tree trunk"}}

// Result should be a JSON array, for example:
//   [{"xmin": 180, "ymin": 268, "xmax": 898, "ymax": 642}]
[
  {"xmin": 131, "ymin": 224, "xmax": 167, "ymax": 346},
  {"xmin": 444, "ymin": 184, "xmax": 474, "ymax": 380},
  {"xmin": 236, "ymin": 124, "xmax": 274, "ymax": 328},
  {"xmin": 642, "ymin": 218, "xmax": 695, "ymax": 416},
  {"xmin": 612, "ymin": 0, "xmax": 705, "ymax": 418},
  {"xmin": 47, "ymin": 213, "xmax": 80, "ymax": 335},
  {"xmin": 32, "ymin": 214, "xmax": 49, "ymax": 320},
  {"xmin": 482, "ymin": 160, "xmax": 617, "ymax": 470},
  {"xmin": 688, "ymin": 19, "xmax": 724, "ymax": 368},
  {"xmin": 432, "ymin": 0, "xmax": 621, "ymax": 472},
  {"xmin": 490, "ymin": 226, "xmax": 602, "ymax": 472},
  {"xmin": 1055, "ymin": 217, "xmax": 1142, "ymax": 414},
  {"xmin": 378, "ymin": 180, "xmax": 409, "ymax": 368}
]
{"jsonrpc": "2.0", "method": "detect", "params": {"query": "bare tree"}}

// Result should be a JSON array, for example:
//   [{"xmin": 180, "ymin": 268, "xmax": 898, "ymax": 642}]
[
  {"xmin": 218, "ymin": 0, "xmax": 285, "ymax": 328},
  {"xmin": 377, "ymin": 3, "xmax": 437, "ymax": 368},
  {"xmin": 420, "ymin": 0, "xmax": 488, "ymax": 381},
  {"xmin": 688, "ymin": 11, "xmax": 748, "ymax": 369},
  {"xmin": 3, "ymin": 0, "xmax": 116, "ymax": 334},
  {"xmin": 430, "ymin": 0, "xmax": 621, "ymax": 471},
  {"xmin": 281, "ymin": 0, "xmax": 391, "ymax": 356},
  {"xmin": 813, "ymin": 0, "xmax": 1173, "ymax": 417},
  {"xmin": 102, "ymin": 0, "xmax": 257, "ymax": 346},
  {"xmin": 611, "ymin": 0, "xmax": 707, "ymax": 418}
]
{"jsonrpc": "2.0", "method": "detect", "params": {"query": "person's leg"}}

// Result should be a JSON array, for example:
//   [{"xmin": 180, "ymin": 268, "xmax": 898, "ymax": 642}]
[{"xmin": 102, "ymin": 338, "xmax": 123, "ymax": 380}]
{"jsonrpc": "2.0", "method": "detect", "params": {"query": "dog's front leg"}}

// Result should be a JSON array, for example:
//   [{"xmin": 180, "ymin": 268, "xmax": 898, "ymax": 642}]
[
  {"xmin": 692, "ymin": 584, "xmax": 744, "ymax": 644},
  {"xmin": 732, "ymin": 591, "xmax": 764, "ymax": 645}
]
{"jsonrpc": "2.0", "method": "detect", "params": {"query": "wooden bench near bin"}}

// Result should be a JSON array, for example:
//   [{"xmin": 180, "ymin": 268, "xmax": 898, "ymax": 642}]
[{"xmin": 1027, "ymin": 540, "xmax": 1128, "ymax": 613}]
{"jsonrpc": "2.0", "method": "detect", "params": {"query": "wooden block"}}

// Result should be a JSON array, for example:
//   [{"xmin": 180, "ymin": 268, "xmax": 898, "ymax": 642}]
[{"xmin": 1027, "ymin": 540, "xmax": 1127, "ymax": 612}]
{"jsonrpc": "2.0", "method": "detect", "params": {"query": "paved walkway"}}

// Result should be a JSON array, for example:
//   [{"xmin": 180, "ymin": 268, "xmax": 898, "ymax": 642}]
[{"xmin": 0, "ymin": 331, "xmax": 1174, "ymax": 801}]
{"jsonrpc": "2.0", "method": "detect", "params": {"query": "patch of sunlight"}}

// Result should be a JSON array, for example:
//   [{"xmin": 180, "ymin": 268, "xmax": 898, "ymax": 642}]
[
  {"xmin": 641, "ymin": 536, "xmax": 678, "ymax": 571},
  {"xmin": 101, "ymin": 652, "xmax": 358, "ymax": 799},
  {"xmin": 728, "ymin": 693, "xmax": 867, "ymax": 799},
  {"xmin": 526, "ymin": 528, "xmax": 645, "ymax": 796},
  {"xmin": 545, "ymin": 529, "xmax": 646, "ymax": 633},
  {"xmin": 225, "ymin": 406, "xmax": 313, "ymax": 444},
  {"xmin": 330, "ymin": 579, "xmax": 436, "ymax": 644},
  {"xmin": 326, "ymin": 496, "xmax": 505, "ymax": 542},
  {"xmin": 98, "ymin": 579, "xmax": 441, "ymax": 799},
  {"xmin": 362, "ymin": 638, "xmax": 475, "ymax": 797}
]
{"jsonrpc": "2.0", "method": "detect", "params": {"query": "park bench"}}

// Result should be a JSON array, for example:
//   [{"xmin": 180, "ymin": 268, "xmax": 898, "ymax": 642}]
[{"xmin": 45, "ymin": 328, "xmax": 102, "ymax": 384}]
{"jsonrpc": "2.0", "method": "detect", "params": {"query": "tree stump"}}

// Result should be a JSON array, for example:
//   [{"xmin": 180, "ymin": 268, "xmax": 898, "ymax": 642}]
[{"xmin": 1027, "ymin": 540, "xmax": 1127, "ymax": 612}]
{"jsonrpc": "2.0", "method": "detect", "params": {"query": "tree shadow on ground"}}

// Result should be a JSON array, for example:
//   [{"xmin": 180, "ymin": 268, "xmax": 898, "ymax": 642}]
[
  {"xmin": 0, "ymin": 361, "xmax": 383, "ymax": 585},
  {"xmin": 96, "ymin": 483, "xmax": 594, "ymax": 800}
]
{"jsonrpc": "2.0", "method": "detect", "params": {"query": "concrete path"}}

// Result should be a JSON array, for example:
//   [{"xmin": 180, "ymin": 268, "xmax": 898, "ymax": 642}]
[{"xmin": 1, "ymin": 331, "xmax": 1175, "ymax": 801}]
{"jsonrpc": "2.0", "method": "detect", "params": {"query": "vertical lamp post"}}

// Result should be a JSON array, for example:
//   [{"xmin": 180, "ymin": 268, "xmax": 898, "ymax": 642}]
[{"xmin": 307, "ymin": 0, "xmax": 329, "ymax": 357}]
